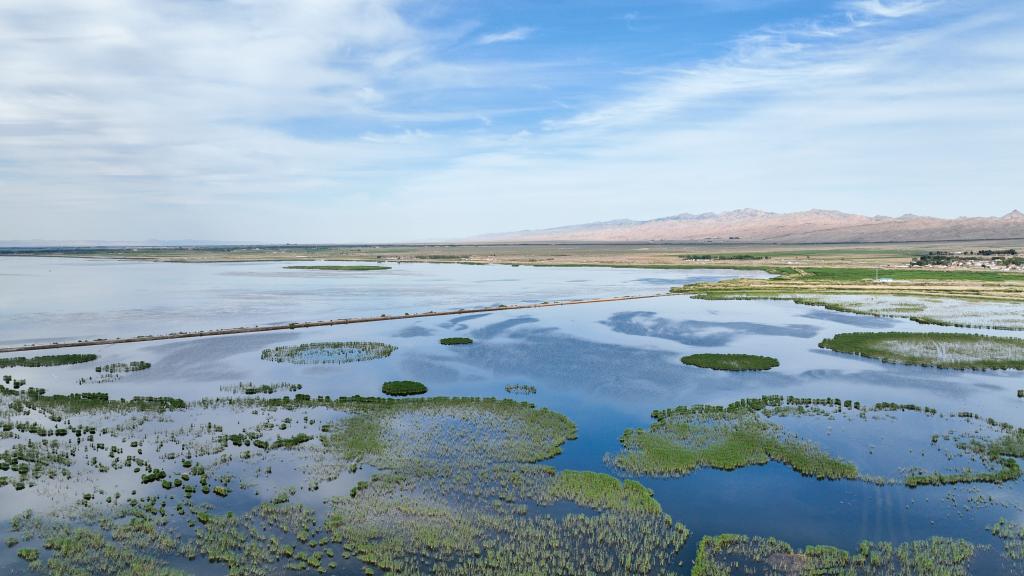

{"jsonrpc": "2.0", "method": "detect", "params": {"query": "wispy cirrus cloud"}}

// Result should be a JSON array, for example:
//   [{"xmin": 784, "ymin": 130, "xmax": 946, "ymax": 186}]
[
  {"xmin": 844, "ymin": 0, "xmax": 933, "ymax": 18},
  {"xmin": 476, "ymin": 27, "xmax": 534, "ymax": 45}
]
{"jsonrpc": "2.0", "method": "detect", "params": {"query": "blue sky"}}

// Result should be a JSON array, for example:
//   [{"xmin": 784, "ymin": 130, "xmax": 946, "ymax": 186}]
[{"xmin": 1, "ymin": 0, "xmax": 1022, "ymax": 242}]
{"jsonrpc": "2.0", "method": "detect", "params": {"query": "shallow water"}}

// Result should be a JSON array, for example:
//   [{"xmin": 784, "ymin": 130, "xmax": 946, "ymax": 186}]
[
  {"xmin": 1, "ymin": 258, "xmax": 1023, "ymax": 574},
  {"xmin": 0, "ymin": 256, "xmax": 766, "ymax": 345}
]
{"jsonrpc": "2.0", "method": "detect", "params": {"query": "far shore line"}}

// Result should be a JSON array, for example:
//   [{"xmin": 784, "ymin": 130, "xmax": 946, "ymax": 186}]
[{"xmin": 0, "ymin": 293, "xmax": 671, "ymax": 354}]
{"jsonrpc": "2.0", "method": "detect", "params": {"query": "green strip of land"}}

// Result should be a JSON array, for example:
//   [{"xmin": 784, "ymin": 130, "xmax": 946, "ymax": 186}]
[{"xmin": 283, "ymin": 265, "xmax": 391, "ymax": 271}]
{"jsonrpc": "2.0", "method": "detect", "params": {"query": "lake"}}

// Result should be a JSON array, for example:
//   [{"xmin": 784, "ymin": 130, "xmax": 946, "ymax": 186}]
[{"xmin": 1, "ymin": 258, "xmax": 1021, "ymax": 574}]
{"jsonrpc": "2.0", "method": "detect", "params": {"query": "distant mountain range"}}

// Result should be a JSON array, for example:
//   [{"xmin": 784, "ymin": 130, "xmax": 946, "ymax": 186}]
[{"xmin": 474, "ymin": 209, "xmax": 1024, "ymax": 243}]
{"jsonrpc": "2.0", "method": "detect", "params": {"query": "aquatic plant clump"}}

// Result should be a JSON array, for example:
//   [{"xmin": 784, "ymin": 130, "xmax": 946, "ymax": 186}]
[
  {"xmin": 681, "ymin": 353, "xmax": 780, "ymax": 371},
  {"xmin": 990, "ymin": 518, "xmax": 1024, "ymax": 564},
  {"xmin": 260, "ymin": 341, "xmax": 396, "ymax": 365},
  {"xmin": 440, "ymin": 337, "xmax": 473, "ymax": 345},
  {"xmin": 0, "ymin": 354, "xmax": 97, "ymax": 368},
  {"xmin": 381, "ymin": 380, "xmax": 427, "ymax": 397},
  {"xmin": 505, "ymin": 384, "xmax": 537, "ymax": 395},
  {"xmin": 692, "ymin": 533, "xmax": 975, "ymax": 576},
  {"xmin": 819, "ymin": 332, "xmax": 1024, "ymax": 370},
  {"xmin": 78, "ymin": 360, "xmax": 152, "ymax": 384}
]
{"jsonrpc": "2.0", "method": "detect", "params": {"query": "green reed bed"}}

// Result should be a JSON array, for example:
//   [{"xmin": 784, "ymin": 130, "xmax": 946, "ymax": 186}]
[
  {"xmin": 270, "ymin": 433, "xmax": 314, "ymax": 449},
  {"xmin": 25, "ymin": 388, "xmax": 1020, "ymax": 575},
  {"xmin": 614, "ymin": 396, "xmax": 857, "ymax": 480},
  {"xmin": 1, "ymin": 394, "xmax": 687, "ymax": 576},
  {"xmin": 0, "ymin": 354, "xmax": 97, "ymax": 368},
  {"xmin": 615, "ymin": 394, "xmax": 1024, "ymax": 488},
  {"xmin": 317, "ymin": 398, "xmax": 687, "ymax": 575},
  {"xmin": 819, "ymin": 332, "xmax": 1024, "ymax": 370},
  {"xmin": 547, "ymin": 470, "xmax": 662, "ymax": 514},
  {"xmin": 692, "ymin": 533, "xmax": 975, "ymax": 576},
  {"xmin": 381, "ymin": 380, "xmax": 427, "ymax": 396},
  {"xmin": 680, "ymin": 353, "xmax": 779, "ymax": 371},
  {"xmin": 219, "ymin": 382, "xmax": 303, "ymax": 395},
  {"xmin": 283, "ymin": 265, "xmax": 391, "ymax": 271},
  {"xmin": 78, "ymin": 360, "xmax": 152, "ymax": 384},
  {"xmin": 260, "ymin": 341, "xmax": 396, "ymax": 365},
  {"xmin": 95, "ymin": 361, "xmax": 151, "ymax": 374},
  {"xmin": 990, "ymin": 518, "xmax": 1024, "ymax": 564}
]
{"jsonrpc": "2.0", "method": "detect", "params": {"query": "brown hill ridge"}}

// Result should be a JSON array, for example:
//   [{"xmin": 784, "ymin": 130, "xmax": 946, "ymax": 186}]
[{"xmin": 477, "ymin": 209, "xmax": 1024, "ymax": 243}]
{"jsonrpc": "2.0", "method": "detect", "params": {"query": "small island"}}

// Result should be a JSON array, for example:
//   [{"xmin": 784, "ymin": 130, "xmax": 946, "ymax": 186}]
[
  {"xmin": 440, "ymin": 337, "xmax": 474, "ymax": 346},
  {"xmin": 382, "ymin": 380, "xmax": 428, "ymax": 396},
  {"xmin": 680, "ymin": 353, "xmax": 780, "ymax": 371},
  {"xmin": 283, "ymin": 265, "xmax": 391, "ymax": 271}
]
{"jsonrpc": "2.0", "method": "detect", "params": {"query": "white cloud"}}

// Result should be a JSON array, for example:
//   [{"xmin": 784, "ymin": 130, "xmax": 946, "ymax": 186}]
[
  {"xmin": 844, "ymin": 0, "xmax": 933, "ymax": 18},
  {"xmin": 477, "ymin": 27, "xmax": 534, "ymax": 45},
  {"xmin": 0, "ymin": 0, "xmax": 1020, "ymax": 242}
]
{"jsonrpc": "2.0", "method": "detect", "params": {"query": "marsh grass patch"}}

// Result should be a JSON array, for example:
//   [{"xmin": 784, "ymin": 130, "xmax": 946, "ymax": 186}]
[
  {"xmin": 381, "ymin": 381, "xmax": 427, "ymax": 397},
  {"xmin": 819, "ymin": 332, "xmax": 1024, "ymax": 370},
  {"xmin": 681, "ymin": 353, "xmax": 780, "ymax": 371},
  {"xmin": 260, "ymin": 342, "xmax": 396, "ymax": 365},
  {"xmin": 0, "ymin": 354, "xmax": 97, "ymax": 368}
]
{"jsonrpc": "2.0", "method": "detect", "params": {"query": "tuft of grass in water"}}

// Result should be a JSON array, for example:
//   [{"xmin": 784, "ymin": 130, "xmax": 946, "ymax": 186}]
[
  {"xmin": 439, "ymin": 337, "xmax": 473, "ymax": 346},
  {"xmin": 819, "ymin": 332, "xmax": 1024, "ymax": 370},
  {"xmin": 270, "ymin": 433, "xmax": 314, "ymax": 449},
  {"xmin": 381, "ymin": 381, "xmax": 427, "ymax": 397},
  {"xmin": 681, "ymin": 353, "xmax": 779, "ymax": 371}
]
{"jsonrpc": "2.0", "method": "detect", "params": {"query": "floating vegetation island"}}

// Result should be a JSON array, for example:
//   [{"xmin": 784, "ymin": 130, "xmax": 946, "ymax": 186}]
[
  {"xmin": 505, "ymin": 383, "xmax": 537, "ymax": 395},
  {"xmin": 260, "ymin": 341, "xmax": 396, "ymax": 365},
  {"xmin": 614, "ymin": 395, "xmax": 1024, "ymax": 487},
  {"xmin": 283, "ymin": 265, "xmax": 391, "ymax": 271},
  {"xmin": 0, "ymin": 354, "xmax": 97, "ymax": 368},
  {"xmin": 440, "ymin": 337, "xmax": 474, "ymax": 345},
  {"xmin": 681, "ymin": 353, "xmax": 779, "ymax": 371},
  {"xmin": 819, "ymin": 332, "xmax": 1024, "ymax": 370},
  {"xmin": 381, "ymin": 380, "xmax": 427, "ymax": 396}
]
